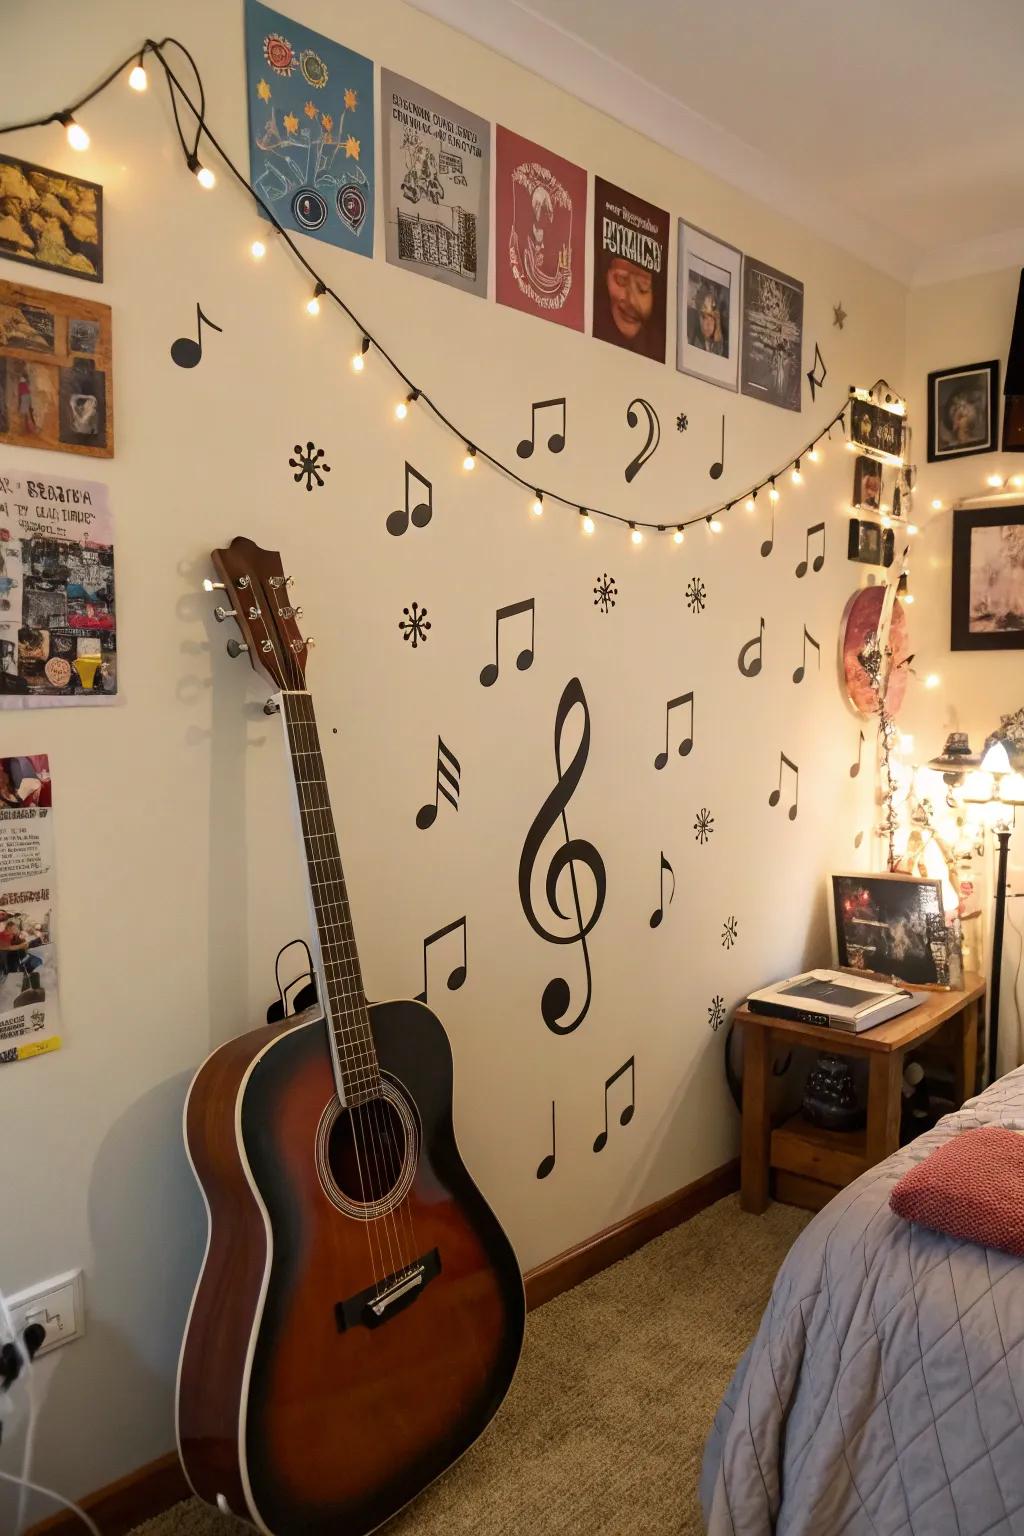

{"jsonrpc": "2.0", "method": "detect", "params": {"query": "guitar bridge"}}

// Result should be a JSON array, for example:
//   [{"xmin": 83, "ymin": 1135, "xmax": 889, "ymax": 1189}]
[{"xmin": 335, "ymin": 1248, "xmax": 441, "ymax": 1332}]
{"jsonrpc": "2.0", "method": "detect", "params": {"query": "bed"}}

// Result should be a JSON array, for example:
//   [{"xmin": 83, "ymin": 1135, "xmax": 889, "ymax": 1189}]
[{"xmin": 701, "ymin": 1066, "xmax": 1024, "ymax": 1535}]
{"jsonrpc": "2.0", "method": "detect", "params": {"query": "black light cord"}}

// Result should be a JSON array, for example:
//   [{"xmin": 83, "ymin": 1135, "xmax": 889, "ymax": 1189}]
[{"xmin": 0, "ymin": 37, "xmax": 885, "ymax": 536}]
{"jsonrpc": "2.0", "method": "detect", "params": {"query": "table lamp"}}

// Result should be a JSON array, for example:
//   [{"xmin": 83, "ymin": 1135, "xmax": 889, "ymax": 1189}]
[{"xmin": 960, "ymin": 740, "xmax": 1024, "ymax": 1083}]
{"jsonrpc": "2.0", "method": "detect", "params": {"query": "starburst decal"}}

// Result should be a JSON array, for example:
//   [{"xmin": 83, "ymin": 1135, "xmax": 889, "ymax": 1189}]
[
  {"xmin": 321, "ymin": 113, "xmax": 334, "ymax": 135},
  {"xmin": 676, "ymin": 412, "xmax": 688, "ymax": 433},
  {"xmin": 283, "ymin": 111, "xmax": 299, "ymax": 135},
  {"xmin": 256, "ymin": 78, "xmax": 272, "ymax": 103},
  {"xmin": 685, "ymin": 576, "xmax": 706, "ymax": 614},
  {"xmin": 304, "ymin": 100, "xmax": 318, "ymax": 119},
  {"xmin": 593, "ymin": 573, "xmax": 617, "ymax": 614},
  {"xmin": 343, "ymin": 135, "xmax": 361, "ymax": 160},
  {"xmin": 694, "ymin": 807, "xmax": 715, "ymax": 844},
  {"xmin": 721, "ymin": 916, "xmax": 738, "ymax": 949},
  {"xmin": 708, "ymin": 995, "xmax": 726, "ymax": 1032},
  {"xmin": 289, "ymin": 441, "xmax": 331, "ymax": 492},
  {"xmin": 344, "ymin": 87, "xmax": 358, "ymax": 111},
  {"xmin": 399, "ymin": 603, "xmax": 431, "ymax": 648},
  {"xmin": 833, "ymin": 301, "xmax": 847, "ymax": 330}
]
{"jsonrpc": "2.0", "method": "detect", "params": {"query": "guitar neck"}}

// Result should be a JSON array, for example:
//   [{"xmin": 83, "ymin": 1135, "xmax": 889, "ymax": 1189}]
[{"xmin": 279, "ymin": 689, "xmax": 380, "ymax": 1106}]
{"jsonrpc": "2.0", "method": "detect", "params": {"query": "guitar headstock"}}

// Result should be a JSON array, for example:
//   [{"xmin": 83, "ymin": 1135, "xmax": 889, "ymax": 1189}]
[{"xmin": 206, "ymin": 537, "xmax": 311, "ymax": 692}]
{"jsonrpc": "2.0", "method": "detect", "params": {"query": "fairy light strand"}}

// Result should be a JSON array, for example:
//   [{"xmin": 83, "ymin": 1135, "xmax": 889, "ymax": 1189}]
[{"xmin": 2, "ymin": 38, "xmax": 865, "ymax": 538}]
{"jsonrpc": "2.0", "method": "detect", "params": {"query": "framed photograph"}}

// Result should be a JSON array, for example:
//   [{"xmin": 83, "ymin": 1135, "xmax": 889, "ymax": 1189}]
[
  {"xmin": 831, "ymin": 873, "xmax": 959, "ymax": 989},
  {"xmin": 0, "ymin": 153, "xmax": 103, "ymax": 283},
  {"xmin": 852, "ymin": 454, "xmax": 882, "ymax": 511},
  {"xmin": 676, "ymin": 222, "xmax": 742, "ymax": 392},
  {"xmin": 928, "ymin": 360, "xmax": 999, "ymax": 461},
  {"xmin": 951, "ymin": 504, "xmax": 1024, "ymax": 649},
  {"xmin": 847, "ymin": 517, "xmax": 894, "ymax": 567},
  {"xmin": 0, "ymin": 277, "xmax": 112, "ymax": 458},
  {"xmin": 850, "ymin": 397, "xmax": 904, "ymax": 461},
  {"xmin": 740, "ymin": 256, "xmax": 803, "ymax": 411}
]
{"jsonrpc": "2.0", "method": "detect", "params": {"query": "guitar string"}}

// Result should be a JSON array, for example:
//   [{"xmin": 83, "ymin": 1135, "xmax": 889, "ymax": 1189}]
[{"xmin": 246, "ymin": 563, "xmax": 389, "ymax": 1294}]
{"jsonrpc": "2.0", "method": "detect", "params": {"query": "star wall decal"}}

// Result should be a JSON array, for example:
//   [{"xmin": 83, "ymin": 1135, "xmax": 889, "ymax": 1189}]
[{"xmin": 833, "ymin": 301, "xmax": 847, "ymax": 330}]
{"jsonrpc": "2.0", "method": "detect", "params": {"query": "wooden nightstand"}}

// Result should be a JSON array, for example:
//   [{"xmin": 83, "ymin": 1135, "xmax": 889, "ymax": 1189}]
[{"xmin": 738, "ymin": 974, "xmax": 985, "ymax": 1213}]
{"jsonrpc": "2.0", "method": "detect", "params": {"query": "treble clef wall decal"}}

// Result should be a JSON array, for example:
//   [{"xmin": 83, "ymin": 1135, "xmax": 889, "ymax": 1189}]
[{"xmin": 518, "ymin": 677, "xmax": 607, "ymax": 1035}]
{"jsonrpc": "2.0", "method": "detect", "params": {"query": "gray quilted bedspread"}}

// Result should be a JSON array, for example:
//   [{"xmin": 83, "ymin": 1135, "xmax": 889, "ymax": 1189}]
[{"xmin": 701, "ymin": 1066, "xmax": 1024, "ymax": 1536}]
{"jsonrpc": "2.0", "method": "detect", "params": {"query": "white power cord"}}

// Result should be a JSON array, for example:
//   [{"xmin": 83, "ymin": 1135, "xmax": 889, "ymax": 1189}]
[{"xmin": 0, "ymin": 1288, "xmax": 100, "ymax": 1535}]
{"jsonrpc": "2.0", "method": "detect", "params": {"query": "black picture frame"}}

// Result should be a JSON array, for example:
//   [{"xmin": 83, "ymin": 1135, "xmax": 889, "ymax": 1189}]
[
  {"xmin": 927, "ymin": 360, "xmax": 999, "ymax": 462},
  {"xmin": 0, "ymin": 153, "xmax": 103, "ymax": 284},
  {"xmin": 831, "ymin": 873, "xmax": 955, "ymax": 989},
  {"xmin": 951, "ymin": 503, "xmax": 1024, "ymax": 650}
]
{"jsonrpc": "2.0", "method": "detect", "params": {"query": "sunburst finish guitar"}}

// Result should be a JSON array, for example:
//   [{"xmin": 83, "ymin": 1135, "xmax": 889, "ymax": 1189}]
[{"xmin": 176, "ymin": 538, "xmax": 524, "ymax": 1534}]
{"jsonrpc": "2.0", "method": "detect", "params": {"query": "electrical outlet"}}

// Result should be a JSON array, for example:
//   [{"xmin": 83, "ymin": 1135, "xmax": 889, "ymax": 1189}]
[{"xmin": 5, "ymin": 1270, "xmax": 84, "ymax": 1357}]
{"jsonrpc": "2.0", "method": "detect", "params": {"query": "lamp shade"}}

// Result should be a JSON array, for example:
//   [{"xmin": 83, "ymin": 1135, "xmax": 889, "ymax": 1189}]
[
  {"xmin": 999, "ymin": 771, "xmax": 1024, "ymax": 805},
  {"xmin": 982, "ymin": 741, "xmax": 1012, "ymax": 774},
  {"xmin": 961, "ymin": 769, "xmax": 995, "ymax": 803}
]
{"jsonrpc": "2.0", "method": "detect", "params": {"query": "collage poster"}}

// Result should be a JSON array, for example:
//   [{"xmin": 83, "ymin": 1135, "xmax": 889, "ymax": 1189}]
[
  {"xmin": 591, "ymin": 177, "xmax": 668, "ymax": 363},
  {"xmin": 380, "ymin": 70, "xmax": 490, "ymax": 299},
  {"xmin": 0, "ymin": 466, "xmax": 116, "ymax": 704},
  {"xmin": 0, "ymin": 753, "xmax": 59, "ymax": 1065},
  {"xmin": 244, "ymin": 0, "xmax": 375, "ymax": 257},
  {"xmin": 494, "ymin": 126, "xmax": 586, "ymax": 333}
]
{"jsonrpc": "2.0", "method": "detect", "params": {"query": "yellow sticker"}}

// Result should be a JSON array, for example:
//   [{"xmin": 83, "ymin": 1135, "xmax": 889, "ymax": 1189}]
[{"xmin": 16, "ymin": 1036, "xmax": 61, "ymax": 1061}]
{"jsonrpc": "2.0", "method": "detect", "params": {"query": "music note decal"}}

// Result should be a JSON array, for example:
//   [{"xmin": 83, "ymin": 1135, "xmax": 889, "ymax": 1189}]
[
  {"xmin": 593, "ymin": 1057, "xmax": 636, "ymax": 1153},
  {"xmin": 654, "ymin": 692, "xmax": 694, "ymax": 769},
  {"xmin": 854, "ymin": 829, "xmax": 865, "ymax": 849},
  {"xmin": 768, "ymin": 753, "xmax": 799, "ymax": 821},
  {"xmin": 415, "ymin": 736, "xmax": 461, "ymax": 830},
  {"xmin": 170, "ymin": 302, "xmax": 223, "ymax": 368},
  {"xmin": 795, "ymin": 523, "xmax": 826, "ymax": 578},
  {"xmin": 709, "ymin": 415, "xmax": 726, "ymax": 480},
  {"xmin": 536, "ymin": 1100, "xmax": 557, "ymax": 1180},
  {"xmin": 387, "ymin": 462, "xmax": 434, "ymax": 537},
  {"xmin": 850, "ymin": 730, "xmax": 866, "ymax": 778},
  {"xmin": 624, "ymin": 398, "xmax": 661, "ymax": 482},
  {"xmin": 760, "ymin": 503, "xmax": 775, "ymax": 559},
  {"xmin": 792, "ymin": 626, "xmax": 820, "ymax": 684},
  {"xmin": 518, "ymin": 677, "xmax": 607, "ymax": 1036},
  {"xmin": 516, "ymin": 398, "xmax": 567, "ymax": 459},
  {"xmin": 649, "ymin": 852, "xmax": 675, "ymax": 929},
  {"xmin": 738, "ymin": 618, "xmax": 764, "ymax": 679},
  {"xmin": 414, "ymin": 916, "xmax": 467, "ymax": 1004},
  {"xmin": 479, "ymin": 599, "xmax": 535, "ymax": 688}
]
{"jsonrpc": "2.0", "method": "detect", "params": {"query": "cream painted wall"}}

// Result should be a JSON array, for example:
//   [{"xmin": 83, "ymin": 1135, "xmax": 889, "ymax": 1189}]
[
  {"xmin": 903, "ymin": 268, "xmax": 1024, "ymax": 1075},
  {"xmin": 0, "ymin": 0, "xmax": 910, "ymax": 1517}
]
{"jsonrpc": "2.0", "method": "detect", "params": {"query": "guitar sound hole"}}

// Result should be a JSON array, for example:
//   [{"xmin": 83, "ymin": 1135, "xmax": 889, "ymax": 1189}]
[{"xmin": 326, "ymin": 1096, "xmax": 409, "ymax": 1206}]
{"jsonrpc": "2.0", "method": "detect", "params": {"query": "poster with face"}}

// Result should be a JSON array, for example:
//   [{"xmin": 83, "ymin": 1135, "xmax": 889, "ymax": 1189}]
[
  {"xmin": 245, "ymin": 0, "xmax": 374, "ymax": 257},
  {"xmin": 592, "ymin": 177, "xmax": 668, "ymax": 363},
  {"xmin": 380, "ymin": 70, "xmax": 489, "ymax": 299},
  {"xmin": 495, "ymin": 127, "xmax": 586, "ymax": 332}
]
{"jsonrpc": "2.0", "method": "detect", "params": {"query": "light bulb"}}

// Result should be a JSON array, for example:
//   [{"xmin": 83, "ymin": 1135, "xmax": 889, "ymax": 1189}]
[
  {"xmin": 630, "ymin": 525, "xmax": 642, "ymax": 546},
  {"xmin": 195, "ymin": 164, "xmax": 216, "ymax": 190},
  {"xmin": 907, "ymin": 523, "xmax": 919, "ymax": 536},
  {"xmin": 531, "ymin": 495, "xmax": 543, "ymax": 516},
  {"xmin": 808, "ymin": 448, "xmax": 821, "ymax": 464},
  {"xmin": 463, "ymin": 449, "xmax": 476, "ymax": 471},
  {"xmin": 307, "ymin": 295, "xmax": 321, "ymax": 316},
  {"xmin": 1012, "ymin": 475, "xmax": 1024, "ymax": 489},
  {"xmin": 881, "ymin": 515, "xmax": 892, "ymax": 529},
  {"xmin": 394, "ymin": 400, "xmax": 408, "ymax": 421},
  {"xmin": 987, "ymin": 473, "xmax": 1004, "ymax": 489},
  {"xmin": 673, "ymin": 528, "xmax": 684, "ymax": 544},
  {"xmin": 744, "ymin": 497, "xmax": 756, "ymax": 512},
  {"xmin": 931, "ymin": 498, "xmax": 943, "ymax": 510},
  {"xmin": 768, "ymin": 485, "xmax": 779, "ymax": 503},
  {"xmin": 708, "ymin": 517, "xmax": 723, "ymax": 533},
  {"xmin": 351, "ymin": 350, "xmax": 365, "ymax": 370},
  {"xmin": 128, "ymin": 63, "xmax": 148, "ymax": 92},
  {"xmin": 581, "ymin": 514, "xmax": 595, "ymax": 535},
  {"xmin": 903, "ymin": 592, "xmax": 915, "ymax": 604},
  {"xmin": 65, "ymin": 117, "xmax": 89, "ymax": 152},
  {"xmin": 791, "ymin": 464, "xmax": 802, "ymax": 485},
  {"xmin": 925, "ymin": 673, "xmax": 940, "ymax": 689},
  {"xmin": 250, "ymin": 239, "xmax": 267, "ymax": 260},
  {"xmin": 846, "ymin": 441, "xmax": 858, "ymax": 453}
]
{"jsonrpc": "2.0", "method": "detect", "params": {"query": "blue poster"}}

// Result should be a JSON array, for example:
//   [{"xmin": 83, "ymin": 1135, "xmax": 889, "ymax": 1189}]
[{"xmin": 244, "ymin": 0, "xmax": 375, "ymax": 257}]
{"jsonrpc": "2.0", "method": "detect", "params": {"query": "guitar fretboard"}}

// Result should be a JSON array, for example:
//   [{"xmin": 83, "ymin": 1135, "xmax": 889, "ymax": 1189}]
[{"xmin": 281, "ymin": 690, "xmax": 381, "ymax": 1107}]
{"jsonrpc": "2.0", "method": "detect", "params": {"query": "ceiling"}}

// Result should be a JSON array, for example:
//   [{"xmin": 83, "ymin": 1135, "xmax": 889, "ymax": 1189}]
[{"xmin": 412, "ymin": 0, "xmax": 1024, "ymax": 284}]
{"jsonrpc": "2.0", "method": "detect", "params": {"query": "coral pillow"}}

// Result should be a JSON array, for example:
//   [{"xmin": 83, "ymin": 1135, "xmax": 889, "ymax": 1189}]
[{"xmin": 889, "ymin": 1126, "xmax": 1024, "ymax": 1256}]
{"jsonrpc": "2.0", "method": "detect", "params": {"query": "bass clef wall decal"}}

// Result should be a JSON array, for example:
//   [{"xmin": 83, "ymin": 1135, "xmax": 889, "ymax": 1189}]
[
  {"xmin": 519, "ymin": 677, "xmax": 607, "ymax": 1035},
  {"xmin": 624, "ymin": 398, "xmax": 660, "ymax": 482}
]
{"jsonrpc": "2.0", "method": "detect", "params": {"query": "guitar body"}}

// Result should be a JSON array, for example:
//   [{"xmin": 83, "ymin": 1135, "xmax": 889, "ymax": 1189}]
[{"xmin": 177, "ymin": 998, "xmax": 525, "ymax": 1535}]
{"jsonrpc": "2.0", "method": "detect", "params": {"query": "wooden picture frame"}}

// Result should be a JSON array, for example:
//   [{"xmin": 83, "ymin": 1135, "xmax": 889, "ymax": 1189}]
[
  {"xmin": 951, "ymin": 503, "xmax": 1024, "ymax": 650},
  {"xmin": 0, "ymin": 277, "xmax": 113, "ymax": 458},
  {"xmin": 927, "ymin": 359, "xmax": 998, "ymax": 462}
]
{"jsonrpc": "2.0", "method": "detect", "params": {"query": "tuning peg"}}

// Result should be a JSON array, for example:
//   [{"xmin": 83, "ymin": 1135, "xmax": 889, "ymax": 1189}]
[
  {"xmin": 269, "ymin": 576, "xmax": 294, "ymax": 589},
  {"xmin": 226, "ymin": 638, "xmax": 248, "ymax": 658},
  {"xmin": 263, "ymin": 698, "xmax": 280, "ymax": 715},
  {"xmin": 213, "ymin": 606, "xmax": 236, "ymax": 623},
  {"xmin": 202, "ymin": 579, "xmax": 225, "ymax": 592}
]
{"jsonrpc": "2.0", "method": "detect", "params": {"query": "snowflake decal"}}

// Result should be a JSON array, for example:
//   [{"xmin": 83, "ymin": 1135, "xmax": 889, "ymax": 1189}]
[
  {"xmin": 594, "ymin": 573, "xmax": 618, "ymax": 614},
  {"xmin": 399, "ymin": 602, "xmax": 431, "ymax": 648},
  {"xmin": 676, "ymin": 412, "xmax": 689, "ymax": 433},
  {"xmin": 289, "ymin": 441, "xmax": 331, "ymax": 492},
  {"xmin": 694, "ymin": 807, "xmax": 715, "ymax": 844},
  {"xmin": 685, "ymin": 577, "xmax": 707, "ymax": 614},
  {"xmin": 721, "ymin": 916, "xmax": 738, "ymax": 949},
  {"xmin": 708, "ymin": 995, "xmax": 726, "ymax": 1032}
]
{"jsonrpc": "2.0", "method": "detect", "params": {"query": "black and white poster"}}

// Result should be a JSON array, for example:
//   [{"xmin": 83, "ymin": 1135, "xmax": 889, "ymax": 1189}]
[
  {"xmin": 381, "ymin": 69, "xmax": 490, "ymax": 299},
  {"xmin": 740, "ymin": 257, "xmax": 804, "ymax": 412}
]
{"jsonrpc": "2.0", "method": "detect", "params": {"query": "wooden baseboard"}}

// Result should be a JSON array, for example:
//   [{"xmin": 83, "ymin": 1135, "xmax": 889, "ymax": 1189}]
[
  {"xmin": 26, "ymin": 1159, "xmax": 738, "ymax": 1535},
  {"xmin": 523, "ymin": 1156, "xmax": 740, "ymax": 1309}
]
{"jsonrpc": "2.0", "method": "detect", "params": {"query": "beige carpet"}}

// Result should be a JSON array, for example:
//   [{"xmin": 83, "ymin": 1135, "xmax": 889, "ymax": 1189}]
[{"xmin": 135, "ymin": 1195, "xmax": 808, "ymax": 1536}]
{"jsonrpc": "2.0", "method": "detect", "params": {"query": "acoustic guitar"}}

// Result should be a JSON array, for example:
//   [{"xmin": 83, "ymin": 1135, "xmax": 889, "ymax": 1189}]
[{"xmin": 176, "ymin": 537, "xmax": 525, "ymax": 1534}]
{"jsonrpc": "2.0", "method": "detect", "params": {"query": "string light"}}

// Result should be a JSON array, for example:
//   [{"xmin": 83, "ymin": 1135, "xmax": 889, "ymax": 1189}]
[
  {"xmin": 128, "ymin": 59, "xmax": 148, "ymax": 92},
  {"xmin": 352, "ymin": 335, "xmax": 370, "ymax": 371},
  {"xmin": 791, "ymin": 460, "xmax": 802, "ymax": 485},
  {"xmin": 306, "ymin": 281, "xmax": 325, "ymax": 316},
  {"xmin": 987, "ymin": 474, "xmax": 1004, "ymax": 488},
  {"xmin": 673, "ymin": 527, "xmax": 684, "ymax": 544},
  {"xmin": 768, "ymin": 479, "xmax": 779, "ymax": 503},
  {"xmin": 745, "ymin": 495, "xmax": 756, "ymax": 512},
  {"xmin": 186, "ymin": 152, "xmax": 215, "ymax": 189},
  {"xmin": 580, "ymin": 509, "xmax": 595, "ymax": 535},
  {"xmin": 931, "ymin": 498, "xmax": 943, "ymax": 511},
  {"xmin": 531, "ymin": 493, "xmax": 543, "ymax": 516},
  {"xmin": 808, "ymin": 448, "xmax": 821, "ymax": 464},
  {"xmin": 707, "ymin": 514, "xmax": 722, "ymax": 533},
  {"xmin": 58, "ymin": 113, "xmax": 89, "ymax": 152},
  {"xmin": 250, "ymin": 238, "xmax": 266, "ymax": 260},
  {"xmin": 630, "ymin": 523, "xmax": 642, "ymax": 545},
  {"xmin": 907, "ymin": 522, "xmax": 919, "ymax": 536},
  {"xmin": 463, "ymin": 445, "xmax": 477, "ymax": 471},
  {"xmin": 925, "ymin": 674, "xmax": 940, "ymax": 689},
  {"xmin": 394, "ymin": 391, "xmax": 417, "ymax": 421},
  {"xmin": 1012, "ymin": 475, "xmax": 1024, "ymax": 489}
]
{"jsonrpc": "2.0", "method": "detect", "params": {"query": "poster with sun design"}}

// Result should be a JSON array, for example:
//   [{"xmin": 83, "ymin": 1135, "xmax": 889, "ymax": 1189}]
[{"xmin": 244, "ymin": 0, "xmax": 374, "ymax": 257}]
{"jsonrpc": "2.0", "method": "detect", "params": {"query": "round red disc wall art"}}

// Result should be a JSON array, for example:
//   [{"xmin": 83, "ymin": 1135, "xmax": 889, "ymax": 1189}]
[{"xmin": 840, "ymin": 585, "xmax": 910, "ymax": 716}]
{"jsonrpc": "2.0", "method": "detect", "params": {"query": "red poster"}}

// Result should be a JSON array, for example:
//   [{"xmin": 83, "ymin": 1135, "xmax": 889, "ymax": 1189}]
[{"xmin": 495, "ymin": 127, "xmax": 586, "ymax": 332}]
